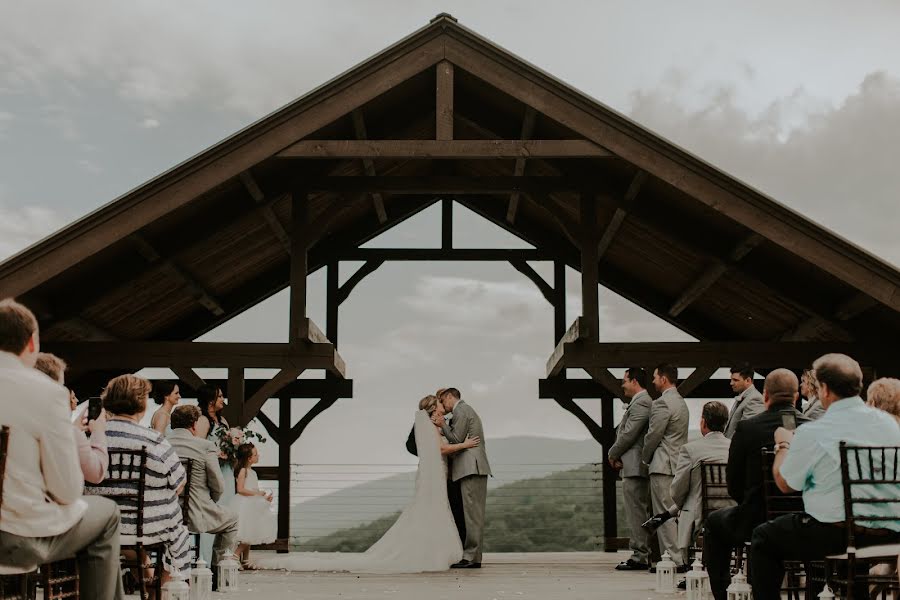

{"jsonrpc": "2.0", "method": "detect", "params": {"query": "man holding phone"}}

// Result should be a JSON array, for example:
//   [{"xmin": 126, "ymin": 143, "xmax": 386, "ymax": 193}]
[{"xmin": 702, "ymin": 369, "xmax": 809, "ymax": 600}]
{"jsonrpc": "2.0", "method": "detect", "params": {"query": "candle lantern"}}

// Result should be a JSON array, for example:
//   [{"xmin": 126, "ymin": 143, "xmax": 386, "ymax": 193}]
[
  {"xmin": 817, "ymin": 585, "xmax": 835, "ymax": 600},
  {"xmin": 726, "ymin": 567, "xmax": 752, "ymax": 600},
  {"xmin": 161, "ymin": 572, "xmax": 190, "ymax": 600},
  {"xmin": 655, "ymin": 551, "xmax": 677, "ymax": 594},
  {"xmin": 685, "ymin": 559, "xmax": 709, "ymax": 600},
  {"xmin": 217, "ymin": 555, "xmax": 240, "ymax": 593},
  {"xmin": 189, "ymin": 558, "xmax": 212, "ymax": 600}
]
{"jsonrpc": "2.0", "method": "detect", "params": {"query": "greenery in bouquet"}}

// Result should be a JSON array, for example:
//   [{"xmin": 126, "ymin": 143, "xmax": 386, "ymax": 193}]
[{"xmin": 213, "ymin": 423, "xmax": 267, "ymax": 465}]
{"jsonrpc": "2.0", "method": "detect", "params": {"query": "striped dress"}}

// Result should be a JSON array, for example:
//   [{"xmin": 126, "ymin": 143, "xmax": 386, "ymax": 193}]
[{"xmin": 85, "ymin": 418, "xmax": 192, "ymax": 574}]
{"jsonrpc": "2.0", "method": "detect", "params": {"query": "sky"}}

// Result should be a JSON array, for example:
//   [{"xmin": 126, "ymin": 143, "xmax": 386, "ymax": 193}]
[{"xmin": 2, "ymin": 1, "xmax": 900, "ymax": 468}]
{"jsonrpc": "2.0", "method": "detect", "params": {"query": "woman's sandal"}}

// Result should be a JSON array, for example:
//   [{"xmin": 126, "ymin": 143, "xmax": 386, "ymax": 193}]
[{"xmin": 240, "ymin": 560, "xmax": 260, "ymax": 571}]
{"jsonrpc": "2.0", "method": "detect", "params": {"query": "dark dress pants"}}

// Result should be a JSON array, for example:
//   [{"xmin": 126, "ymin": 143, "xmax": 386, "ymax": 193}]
[
  {"xmin": 447, "ymin": 479, "xmax": 466, "ymax": 544},
  {"xmin": 704, "ymin": 505, "xmax": 755, "ymax": 600}
]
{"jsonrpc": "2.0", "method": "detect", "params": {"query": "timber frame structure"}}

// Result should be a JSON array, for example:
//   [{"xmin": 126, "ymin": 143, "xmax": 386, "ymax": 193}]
[{"xmin": 2, "ymin": 14, "xmax": 899, "ymax": 550}]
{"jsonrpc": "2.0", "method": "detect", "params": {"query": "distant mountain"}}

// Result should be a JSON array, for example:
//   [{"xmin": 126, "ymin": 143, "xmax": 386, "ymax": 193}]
[{"xmin": 289, "ymin": 436, "xmax": 603, "ymax": 540}]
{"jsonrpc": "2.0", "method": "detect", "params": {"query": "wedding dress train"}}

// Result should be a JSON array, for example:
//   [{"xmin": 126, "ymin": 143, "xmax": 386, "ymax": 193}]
[{"xmin": 255, "ymin": 410, "xmax": 463, "ymax": 573}]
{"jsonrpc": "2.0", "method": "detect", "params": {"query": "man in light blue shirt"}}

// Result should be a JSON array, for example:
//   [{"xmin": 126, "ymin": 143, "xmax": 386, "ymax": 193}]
[{"xmin": 750, "ymin": 354, "xmax": 900, "ymax": 600}]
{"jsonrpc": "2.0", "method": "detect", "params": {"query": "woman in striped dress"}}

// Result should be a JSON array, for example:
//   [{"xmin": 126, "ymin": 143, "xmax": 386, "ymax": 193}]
[{"xmin": 85, "ymin": 374, "xmax": 192, "ymax": 581}]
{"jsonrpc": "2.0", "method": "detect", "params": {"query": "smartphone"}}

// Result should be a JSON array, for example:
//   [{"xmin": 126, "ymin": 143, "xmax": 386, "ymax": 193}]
[
  {"xmin": 781, "ymin": 413, "xmax": 797, "ymax": 431},
  {"xmin": 87, "ymin": 396, "xmax": 103, "ymax": 422}
]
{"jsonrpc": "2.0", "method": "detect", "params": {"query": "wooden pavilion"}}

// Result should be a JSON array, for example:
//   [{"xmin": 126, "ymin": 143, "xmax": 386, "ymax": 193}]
[{"xmin": 1, "ymin": 14, "xmax": 899, "ymax": 550}]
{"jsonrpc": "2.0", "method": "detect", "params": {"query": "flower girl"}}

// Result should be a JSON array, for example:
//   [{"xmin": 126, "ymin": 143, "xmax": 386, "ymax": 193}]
[{"xmin": 229, "ymin": 442, "xmax": 277, "ymax": 568}]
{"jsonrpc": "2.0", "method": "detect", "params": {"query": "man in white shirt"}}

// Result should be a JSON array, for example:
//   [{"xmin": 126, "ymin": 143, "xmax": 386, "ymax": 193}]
[{"xmin": 0, "ymin": 299, "xmax": 124, "ymax": 599}]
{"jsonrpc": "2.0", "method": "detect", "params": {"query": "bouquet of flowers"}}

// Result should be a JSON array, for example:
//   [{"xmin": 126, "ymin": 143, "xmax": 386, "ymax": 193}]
[{"xmin": 213, "ymin": 423, "xmax": 267, "ymax": 465}]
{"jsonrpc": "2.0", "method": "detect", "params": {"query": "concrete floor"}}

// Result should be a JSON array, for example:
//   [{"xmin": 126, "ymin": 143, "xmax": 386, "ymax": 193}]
[{"xmin": 204, "ymin": 552, "xmax": 678, "ymax": 600}]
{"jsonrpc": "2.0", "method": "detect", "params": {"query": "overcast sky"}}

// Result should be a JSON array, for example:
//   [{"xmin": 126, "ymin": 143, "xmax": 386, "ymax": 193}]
[{"xmin": 2, "ymin": 1, "xmax": 899, "ymax": 467}]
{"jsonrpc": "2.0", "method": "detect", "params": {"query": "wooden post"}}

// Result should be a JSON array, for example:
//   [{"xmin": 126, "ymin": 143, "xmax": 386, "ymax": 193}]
[
  {"xmin": 553, "ymin": 260, "xmax": 566, "ymax": 344},
  {"xmin": 277, "ymin": 395, "xmax": 292, "ymax": 549},
  {"xmin": 326, "ymin": 261, "xmax": 339, "ymax": 348},
  {"xmin": 290, "ymin": 191, "xmax": 308, "ymax": 342},
  {"xmin": 580, "ymin": 192, "xmax": 600, "ymax": 340},
  {"xmin": 436, "ymin": 61, "xmax": 454, "ymax": 141},
  {"xmin": 442, "ymin": 198, "xmax": 453, "ymax": 250},
  {"xmin": 225, "ymin": 367, "xmax": 245, "ymax": 426},
  {"xmin": 600, "ymin": 392, "xmax": 618, "ymax": 550}
]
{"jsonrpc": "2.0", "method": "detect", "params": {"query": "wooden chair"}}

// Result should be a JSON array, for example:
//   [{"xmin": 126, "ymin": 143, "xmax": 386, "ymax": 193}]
[
  {"xmin": 688, "ymin": 461, "xmax": 732, "ymax": 563},
  {"xmin": 760, "ymin": 448, "xmax": 806, "ymax": 600},
  {"xmin": 822, "ymin": 443, "xmax": 900, "ymax": 600},
  {"xmin": 102, "ymin": 448, "xmax": 165, "ymax": 600}
]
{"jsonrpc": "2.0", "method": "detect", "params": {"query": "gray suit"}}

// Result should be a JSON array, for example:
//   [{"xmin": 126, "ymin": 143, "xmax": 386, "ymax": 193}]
[
  {"xmin": 642, "ymin": 386, "xmax": 690, "ymax": 565},
  {"xmin": 802, "ymin": 397, "xmax": 826, "ymax": 420},
  {"xmin": 442, "ymin": 400, "xmax": 491, "ymax": 563},
  {"xmin": 167, "ymin": 429, "xmax": 238, "ymax": 565},
  {"xmin": 668, "ymin": 432, "xmax": 734, "ymax": 562},
  {"xmin": 724, "ymin": 386, "xmax": 764, "ymax": 438},
  {"xmin": 608, "ymin": 390, "xmax": 653, "ymax": 564}
]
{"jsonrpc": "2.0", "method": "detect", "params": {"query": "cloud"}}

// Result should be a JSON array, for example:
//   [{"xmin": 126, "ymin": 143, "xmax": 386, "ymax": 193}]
[
  {"xmin": 140, "ymin": 117, "xmax": 160, "ymax": 129},
  {"xmin": 0, "ymin": 203, "xmax": 64, "ymax": 260}
]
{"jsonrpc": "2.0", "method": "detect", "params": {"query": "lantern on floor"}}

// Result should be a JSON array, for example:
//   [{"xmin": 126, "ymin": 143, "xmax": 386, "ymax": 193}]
[
  {"xmin": 685, "ymin": 559, "xmax": 709, "ymax": 600},
  {"xmin": 189, "ymin": 558, "xmax": 212, "ymax": 600},
  {"xmin": 817, "ymin": 585, "xmax": 835, "ymax": 600},
  {"xmin": 161, "ymin": 572, "xmax": 190, "ymax": 600},
  {"xmin": 726, "ymin": 566, "xmax": 752, "ymax": 600},
  {"xmin": 655, "ymin": 551, "xmax": 677, "ymax": 594},
  {"xmin": 217, "ymin": 555, "xmax": 240, "ymax": 593}
]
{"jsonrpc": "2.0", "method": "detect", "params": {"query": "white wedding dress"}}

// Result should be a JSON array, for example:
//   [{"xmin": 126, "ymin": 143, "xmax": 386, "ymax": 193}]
[{"xmin": 256, "ymin": 410, "xmax": 463, "ymax": 573}]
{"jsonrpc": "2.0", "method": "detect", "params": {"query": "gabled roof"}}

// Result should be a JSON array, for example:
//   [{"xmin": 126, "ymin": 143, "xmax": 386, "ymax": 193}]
[{"xmin": 1, "ymin": 14, "xmax": 898, "ymax": 363}]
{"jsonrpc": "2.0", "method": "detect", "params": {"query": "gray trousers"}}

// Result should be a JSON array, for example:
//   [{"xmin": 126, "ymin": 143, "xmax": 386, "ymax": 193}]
[
  {"xmin": 622, "ymin": 476, "xmax": 652, "ymax": 564},
  {"xmin": 459, "ymin": 474, "xmax": 488, "ymax": 563},
  {"xmin": 649, "ymin": 473, "xmax": 683, "ymax": 566},
  {"xmin": 207, "ymin": 512, "xmax": 239, "ymax": 567},
  {"xmin": 0, "ymin": 496, "xmax": 125, "ymax": 600}
]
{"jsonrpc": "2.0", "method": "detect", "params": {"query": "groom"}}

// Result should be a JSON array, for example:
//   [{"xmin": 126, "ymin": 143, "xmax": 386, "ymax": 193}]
[{"xmin": 432, "ymin": 388, "xmax": 491, "ymax": 568}]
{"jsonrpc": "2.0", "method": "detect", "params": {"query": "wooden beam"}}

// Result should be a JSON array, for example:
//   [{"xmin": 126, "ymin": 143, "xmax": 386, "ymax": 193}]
[
  {"xmin": 436, "ymin": 60, "xmax": 454, "ymax": 141},
  {"xmin": 668, "ymin": 233, "xmax": 764, "ymax": 317},
  {"xmin": 540, "ymin": 377, "xmax": 736, "ymax": 400},
  {"xmin": 337, "ymin": 260, "xmax": 383, "ymax": 304},
  {"xmin": 130, "ymin": 234, "xmax": 226, "ymax": 317},
  {"xmin": 553, "ymin": 397, "xmax": 607, "ymax": 445},
  {"xmin": 582, "ymin": 366, "xmax": 622, "ymax": 398},
  {"xmin": 546, "ymin": 317, "xmax": 590, "ymax": 376},
  {"xmin": 506, "ymin": 107, "xmax": 537, "ymax": 223},
  {"xmin": 597, "ymin": 171, "xmax": 647, "ymax": 259},
  {"xmin": 241, "ymin": 368, "xmax": 305, "ymax": 426},
  {"xmin": 278, "ymin": 139, "xmax": 611, "ymax": 159},
  {"xmin": 171, "ymin": 367, "xmax": 205, "ymax": 391},
  {"xmin": 350, "ymin": 110, "xmax": 388, "ymax": 223},
  {"xmin": 553, "ymin": 261, "xmax": 567, "ymax": 343},
  {"xmin": 289, "ymin": 397, "xmax": 338, "ymax": 443},
  {"xmin": 528, "ymin": 190, "xmax": 579, "ymax": 247},
  {"xmin": 442, "ymin": 198, "xmax": 453, "ymax": 249},
  {"xmin": 239, "ymin": 171, "xmax": 291, "ymax": 254},
  {"xmin": 509, "ymin": 259, "xmax": 553, "ymax": 304},
  {"xmin": 677, "ymin": 366, "xmax": 718, "ymax": 397},
  {"xmin": 254, "ymin": 411, "xmax": 281, "ymax": 445},
  {"xmin": 277, "ymin": 397, "xmax": 291, "ymax": 542},
  {"xmin": 289, "ymin": 192, "xmax": 308, "ymax": 343},
  {"xmin": 834, "ymin": 293, "xmax": 879, "ymax": 321},
  {"xmin": 224, "ymin": 367, "xmax": 245, "ymax": 426},
  {"xmin": 336, "ymin": 248, "xmax": 554, "ymax": 262},
  {"xmin": 299, "ymin": 194, "xmax": 360, "ymax": 250},
  {"xmin": 580, "ymin": 193, "xmax": 600, "ymax": 340}
]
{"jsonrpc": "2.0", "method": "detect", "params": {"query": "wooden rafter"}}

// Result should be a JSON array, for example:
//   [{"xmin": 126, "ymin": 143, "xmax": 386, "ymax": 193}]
[
  {"xmin": 299, "ymin": 193, "xmax": 360, "ymax": 249},
  {"xmin": 350, "ymin": 110, "xmax": 388, "ymax": 223},
  {"xmin": 506, "ymin": 107, "xmax": 537, "ymax": 223},
  {"xmin": 597, "ymin": 170, "xmax": 647, "ymax": 259},
  {"xmin": 835, "ymin": 293, "xmax": 879, "ymax": 321},
  {"xmin": 239, "ymin": 170, "xmax": 291, "ymax": 254},
  {"xmin": 436, "ymin": 60, "xmax": 454, "ymax": 140},
  {"xmin": 677, "ymin": 366, "xmax": 718, "ymax": 397},
  {"xmin": 336, "ymin": 248, "xmax": 553, "ymax": 261},
  {"xmin": 130, "ymin": 234, "xmax": 225, "ymax": 317},
  {"xmin": 289, "ymin": 397, "xmax": 338, "ymax": 443},
  {"xmin": 667, "ymin": 233, "xmax": 764, "ymax": 317},
  {"xmin": 509, "ymin": 259, "xmax": 553, "ymax": 304},
  {"xmin": 242, "ymin": 367, "xmax": 305, "ymax": 426},
  {"xmin": 172, "ymin": 367, "xmax": 205, "ymax": 391},
  {"xmin": 540, "ymin": 377, "xmax": 736, "ymax": 400},
  {"xmin": 337, "ymin": 260, "xmax": 384, "ymax": 304},
  {"xmin": 277, "ymin": 139, "xmax": 610, "ymax": 159}
]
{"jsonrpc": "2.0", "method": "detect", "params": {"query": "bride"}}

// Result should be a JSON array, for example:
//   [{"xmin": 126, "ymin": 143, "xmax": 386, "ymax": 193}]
[{"xmin": 256, "ymin": 395, "xmax": 480, "ymax": 573}]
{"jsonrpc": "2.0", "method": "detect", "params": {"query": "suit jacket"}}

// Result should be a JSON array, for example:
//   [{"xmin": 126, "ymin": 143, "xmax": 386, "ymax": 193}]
[
  {"xmin": 669, "ymin": 432, "xmax": 734, "ymax": 551},
  {"xmin": 724, "ymin": 404, "xmax": 809, "ymax": 536},
  {"xmin": 441, "ymin": 401, "xmax": 491, "ymax": 482},
  {"xmin": 642, "ymin": 387, "xmax": 690, "ymax": 475},
  {"xmin": 167, "ymin": 428, "xmax": 235, "ymax": 533},
  {"xmin": 802, "ymin": 397, "xmax": 826, "ymax": 420},
  {"xmin": 608, "ymin": 390, "xmax": 652, "ymax": 478},
  {"xmin": 724, "ymin": 385, "xmax": 765, "ymax": 438}
]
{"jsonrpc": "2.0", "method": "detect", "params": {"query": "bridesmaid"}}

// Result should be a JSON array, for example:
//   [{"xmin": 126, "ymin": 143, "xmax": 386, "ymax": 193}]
[
  {"xmin": 197, "ymin": 384, "xmax": 236, "ymax": 563},
  {"xmin": 150, "ymin": 381, "xmax": 181, "ymax": 434}
]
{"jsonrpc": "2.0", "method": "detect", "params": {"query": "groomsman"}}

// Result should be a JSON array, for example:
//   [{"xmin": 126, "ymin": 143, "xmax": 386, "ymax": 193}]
[
  {"xmin": 724, "ymin": 364, "xmax": 765, "ymax": 437},
  {"xmin": 608, "ymin": 368, "xmax": 654, "ymax": 571},
  {"xmin": 642, "ymin": 363, "xmax": 690, "ymax": 570}
]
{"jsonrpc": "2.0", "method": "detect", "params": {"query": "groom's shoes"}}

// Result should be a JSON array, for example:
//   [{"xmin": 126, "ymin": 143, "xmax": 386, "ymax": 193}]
[{"xmin": 451, "ymin": 560, "xmax": 481, "ymax": 569}]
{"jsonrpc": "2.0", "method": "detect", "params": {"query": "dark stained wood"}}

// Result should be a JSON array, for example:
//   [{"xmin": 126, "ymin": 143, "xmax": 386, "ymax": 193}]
[
  {"xmin": 528, "ymin": 190, "xmax": 579, "ymax": 246},
  {"xmin": 277, "ymin": 397, "xmax": 291, "ymax": 541},
  {"xmin": 337, "ymin": 260, "xmax": 384, "ymax": 304},
  {"xmin": 597, "ymin": 171, "xmax": 647, "ymax": 259},
  {"xmin": 241, "ymin": 368, "xmax": 305, "ymax": 426},
  {"xmin": 553, "ymin": 397, "xmax": 607, "ymax": 444},
  {"xmin": 158, "ymin": 377, "xmax": 353, "ymax": 400},
  {"xmin": 350, "ymin": 110, "xmax": 388, "ymax": 223},
  {"xmin": 289, "ymin": 397, "xmax": 338, "ymax": 443},
  {"xmin": 553, "ymin": 261, "xmax": 566, "ymax": 343},
  {"xmin": 327, "ymin": 261, "xmax": 339, "ymax": 345},
  {"xmin": 278, "ymin": 139, "xmax": 610, "ymax": 159},
  {"xmin": 509, "ymin": 259, "xmax": 553, "ymax": 304},
  {"xmin": 677, "ymin": 366, "xmax": 718, "ymax": 397},
  {"xmin": 336, "ymin": 248, "xmax": 554, "ymax": 261},
  {"xmin": 299, "ymin": 194, "xmax": 359, "ymax": 249},
  {"xmin": 580, "ymin": 193, "xmax": 600, "ymax": 340},
  {"xmin": 436, "ymin": 60, "xmax": 454, "ymax": 141},
  {"xmin": 582, "ymin": 365, "xmax": 622, "ymax": 398},
  {"xmin": 289, "ymin": 192, "xmax": 308, "ymax": 343},
  {"xmin": 668, "ymin": 233, "xmax": 763, "ymax": 317},
  {"xmin": 171, "ymin": 367, "xmax": 205, "ymax": 391},
  {"xmin": 540, "ymin": 377, "xmax": 736, "ymax": 399},
  {"xmin": 224, "ymin": 367, "xmax": 245, "ymax": 426},
  {"xmin": 506, "ymin": 107, "xmax": 537, "ymax": 223},
  {"xmin": 835, "ymin": 293, "xmax": 879, "ymax": 321},
  {"xmin": 546, "ymin": 317, "xmax": 590, "ymax": 376},
  {"xmin": 442, "ymin": 198, "xmax": 453, "ymax": 249},
  {"xmin": 255, "ymin": 411, "xmax": 281, "ymax": 445},
  {"xmin": 239, "ymin": 170, "xmax": 291, "ymax": 254},
  {"xmin": 600, "ymin": 395, "xmax": 618, "ymax": 546}
]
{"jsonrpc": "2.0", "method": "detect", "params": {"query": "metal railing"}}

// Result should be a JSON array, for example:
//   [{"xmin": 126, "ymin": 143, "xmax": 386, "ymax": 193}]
[{"xmin": 256, "ymin": 462, "xmax": 622, "ymax": 552}]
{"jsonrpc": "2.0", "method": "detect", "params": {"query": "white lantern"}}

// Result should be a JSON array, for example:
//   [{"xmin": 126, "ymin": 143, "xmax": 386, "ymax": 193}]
[
  {"xmin": 685, "ymin": 559, "xmax": 709, "ymax": 600},
  {"xmin": 161, "ymin": 572, "xmax": 190, "ymax": 600},
  {"xmin": 189, "ymin": 558, "xmax": 213, "ymax": 600},
  {"xmin": 817, "ymin": 585, "xmax": 835, "ymax": 600},
  {"xmin": 726, "ymin": 568, "xmax": 752, "ymax": 600},
  {"xmin": 655, "ymin": 550, "xmax": 677, "ymax": 594},
  {"xmin": 217, "ymin": 556, "xmax": 240, "ymax": 593}
]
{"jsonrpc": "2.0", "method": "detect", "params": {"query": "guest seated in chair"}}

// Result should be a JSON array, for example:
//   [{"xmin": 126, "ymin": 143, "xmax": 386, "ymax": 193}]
[
  {"xmin": 166, "ymin": 405, "xmax": 238, "ymax": 573},
  {"xmin": 0, "ymin": 299, "xmax": 124, "ymax": 600},
  {"xmin": 85, "ymin": 374, "xmax": 192, "ymax": 586}
]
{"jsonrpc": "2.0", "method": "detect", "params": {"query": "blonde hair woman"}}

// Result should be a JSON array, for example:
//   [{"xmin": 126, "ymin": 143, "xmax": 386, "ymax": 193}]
[
  {"xmin": 800, "ymin": 369, "xmax": 826, "ymax": 420},
  {"xmin": 867, "ymin": 378, "xmax": 900, "ymax": 424}
]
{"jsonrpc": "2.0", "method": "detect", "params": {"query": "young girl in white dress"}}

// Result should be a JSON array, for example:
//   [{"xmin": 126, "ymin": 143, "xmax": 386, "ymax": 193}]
[{"xmin": 229, "ymin": 442, "xmax": 277, "ymax": 568}]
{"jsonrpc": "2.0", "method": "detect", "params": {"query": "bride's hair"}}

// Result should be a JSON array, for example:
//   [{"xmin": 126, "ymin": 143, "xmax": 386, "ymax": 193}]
[{"xmin": 418, "ymin": 394, "xmax": 439, "ymax": 414}]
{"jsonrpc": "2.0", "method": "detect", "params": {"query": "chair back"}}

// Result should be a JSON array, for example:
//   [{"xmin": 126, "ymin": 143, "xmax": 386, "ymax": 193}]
[
  {"xmin": 838, "ymin": 442, "xmax": 900, "ymax": 548},
  {"xmin": 0, "ymin": 425, "xmax": 8, "ymax": 528},
  {"xmin": 699, "ymin": 461, "xmax": 732, "ymax": 521},
  {"xmin": 178, "ymin": 458, "xmax": 193, "ymax": 525},
  {"xmin": 761, "ymin": 448, "xmax": 804, "ymax": 519},
  {"xmin": 103, "ymin": 448, "xmax": 149, "ymax": 538}
]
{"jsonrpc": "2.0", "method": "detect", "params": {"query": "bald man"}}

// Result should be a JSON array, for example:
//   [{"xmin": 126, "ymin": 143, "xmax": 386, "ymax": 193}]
[{"xmin": 702, "ymin": 369, "xmax": 809, "ymax": 600}]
